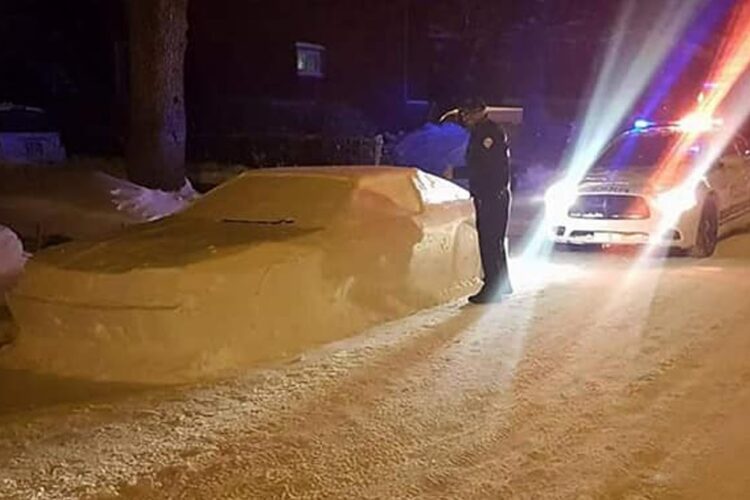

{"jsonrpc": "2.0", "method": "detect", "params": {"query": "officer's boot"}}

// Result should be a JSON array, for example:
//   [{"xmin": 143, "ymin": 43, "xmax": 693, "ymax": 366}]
[{"xmin": 468, "ymin": 283, "xmax": 502, "ymax": 304}]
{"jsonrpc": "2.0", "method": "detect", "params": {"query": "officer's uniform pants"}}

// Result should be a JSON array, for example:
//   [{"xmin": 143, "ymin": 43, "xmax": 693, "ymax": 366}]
[{"xmin": 473, "ymin": 191, "xmax": 512, "ymax": 294}]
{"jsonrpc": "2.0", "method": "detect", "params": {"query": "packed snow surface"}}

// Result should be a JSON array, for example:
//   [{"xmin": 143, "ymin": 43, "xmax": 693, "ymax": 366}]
[
  {"xmin": 3, "ymin": 164, "xmax": 750, "ymax": 499},
  {"xmin": 1, "ymin": 231, "xmax": 750, "ymax": 498}
]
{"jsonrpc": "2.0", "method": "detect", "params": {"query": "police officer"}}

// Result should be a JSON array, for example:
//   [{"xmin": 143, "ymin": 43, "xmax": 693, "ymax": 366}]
[{"xmin": 459, "ymin": 99, "xmax": 513, "ymax": 304}]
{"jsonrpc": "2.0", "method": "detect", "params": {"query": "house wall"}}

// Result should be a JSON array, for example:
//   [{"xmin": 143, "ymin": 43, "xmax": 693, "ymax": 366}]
[{"xmin": 187, "ymin": 0, "xmax": 416, "ymax": 135}]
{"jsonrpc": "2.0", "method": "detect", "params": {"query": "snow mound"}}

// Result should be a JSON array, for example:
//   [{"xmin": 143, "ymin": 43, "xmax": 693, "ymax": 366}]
[
  {"xmin": 0, "ymin": 165, "xmax": 199, "ymax": 241},
  {"xmin": 0, "ymin": 225, "xmax": 25, "ymax": 302},
  {"xmin": 111, "ymin": 178, "xmax": 199, "ymax": 222}
]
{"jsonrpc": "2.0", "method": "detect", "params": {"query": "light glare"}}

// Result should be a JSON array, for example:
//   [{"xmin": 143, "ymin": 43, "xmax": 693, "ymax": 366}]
[
  {"xmin": 544, "ymin": 182, "xmax": 578, "ymax": 216},
  {"xmin": 654, "ymin": 188, "xmax": 697, "ymax": 214}
]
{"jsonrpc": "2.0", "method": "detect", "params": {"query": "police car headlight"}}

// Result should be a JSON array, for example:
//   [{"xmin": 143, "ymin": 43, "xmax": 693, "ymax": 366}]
[
  {"xmin": 654, "ymin": 188, "xmax": 697, "ymax": 214},
  {"xmin": 544, "ymin": 182, "xmax": 578, "ymax": 215}
]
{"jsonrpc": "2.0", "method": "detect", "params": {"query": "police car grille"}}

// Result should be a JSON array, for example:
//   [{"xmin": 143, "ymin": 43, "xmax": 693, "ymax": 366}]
[{"xmin": 568, "ymin": 194, "xmax": 650, "ymax": 220}]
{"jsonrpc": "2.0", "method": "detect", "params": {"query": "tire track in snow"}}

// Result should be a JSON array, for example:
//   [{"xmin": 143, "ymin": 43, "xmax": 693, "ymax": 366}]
[
  {"xmin": 440, "ymin": 265, "xmax": 750, "ymax": 499},
  {"xmin": 359, "ymin": 266, "xmax": 750, "ymax": 499}
]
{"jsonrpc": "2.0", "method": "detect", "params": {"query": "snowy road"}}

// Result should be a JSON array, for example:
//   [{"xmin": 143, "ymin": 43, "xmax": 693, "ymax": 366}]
[{"xmin": 3, "ymin": 231, "xmax": 750, "ymax": 498}]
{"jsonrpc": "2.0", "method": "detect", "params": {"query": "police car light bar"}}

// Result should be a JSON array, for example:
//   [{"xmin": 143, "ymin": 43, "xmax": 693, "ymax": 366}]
[
  {"xmin": 633, "ymin": 119, "xmax": 654, "ymax": 130},
  {"xmin": 631, "ymin": 114, "xmax": 724, "ymax": 133}
]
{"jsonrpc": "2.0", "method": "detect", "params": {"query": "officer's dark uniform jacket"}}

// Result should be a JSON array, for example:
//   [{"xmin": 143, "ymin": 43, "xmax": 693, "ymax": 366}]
[{"xmin": 465, "ymin": 118, "xmax": 510, "ymax": 198}]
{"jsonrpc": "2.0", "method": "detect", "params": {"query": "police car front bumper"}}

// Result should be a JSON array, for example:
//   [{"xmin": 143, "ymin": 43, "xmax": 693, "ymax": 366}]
[{"xmin": 548, "ymin": 215, "xmax": 689, "ymax": 248}]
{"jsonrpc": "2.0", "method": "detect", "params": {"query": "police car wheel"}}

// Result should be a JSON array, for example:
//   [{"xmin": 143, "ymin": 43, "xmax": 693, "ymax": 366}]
[{"xmin": 689, "ymin": 202, "xmax": 718, "ymax": 258}]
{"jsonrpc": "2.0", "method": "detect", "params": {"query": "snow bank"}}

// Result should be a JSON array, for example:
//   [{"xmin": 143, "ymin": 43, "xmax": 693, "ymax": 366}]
[
  {"xmin": 0, "ymin": 164, "xmax": 199, "ymax": 242},
  {"xmin": 110, "ymin": 178, "xmax": 199, "ymax": 222},
  {"xmin": 0, "ymin": 225, "xmax": 25, "ymax": 301},
  {"xmin": 3, "ymin": 167, "xmax": 481, "ymax": 383}
]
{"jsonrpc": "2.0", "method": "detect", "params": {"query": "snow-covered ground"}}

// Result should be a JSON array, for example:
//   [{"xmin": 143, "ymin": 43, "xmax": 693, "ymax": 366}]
[
  {"xmin": 1, "ymin": 163, "xmax": 748, "ymax": 498},
  {"xmin": 1, "ymin": 220, "xmax": 750, "ymax": 498}
]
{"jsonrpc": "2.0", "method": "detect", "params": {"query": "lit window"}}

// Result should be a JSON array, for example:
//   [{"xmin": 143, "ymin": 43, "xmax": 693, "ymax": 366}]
[{"xmin": 296, "ymin": 42, "xmax": 325, "ymax": 78}]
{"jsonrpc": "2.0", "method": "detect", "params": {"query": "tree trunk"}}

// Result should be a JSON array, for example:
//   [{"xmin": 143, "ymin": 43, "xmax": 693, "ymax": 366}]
[{"xmin": 127, "ymin": 0, "xmax": 188, "ymax": 191}]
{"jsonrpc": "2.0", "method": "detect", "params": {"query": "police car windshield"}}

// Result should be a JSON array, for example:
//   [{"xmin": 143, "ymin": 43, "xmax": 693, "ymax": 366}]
[{"xmin": 593, "ymin": 131, "xmax": 706, "ymax": 172}]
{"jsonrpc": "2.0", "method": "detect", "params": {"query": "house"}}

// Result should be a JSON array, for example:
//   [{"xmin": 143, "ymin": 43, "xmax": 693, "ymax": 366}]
[{"xmin": 186, "ymin": 0, "xmax": 434, "ymax": 165}]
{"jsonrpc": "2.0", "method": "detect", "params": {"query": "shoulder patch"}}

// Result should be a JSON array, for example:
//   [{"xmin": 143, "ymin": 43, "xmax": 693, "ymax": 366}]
[{"xmin": 482, "ymin": 137, "xmax": 494, "ymax": 149}]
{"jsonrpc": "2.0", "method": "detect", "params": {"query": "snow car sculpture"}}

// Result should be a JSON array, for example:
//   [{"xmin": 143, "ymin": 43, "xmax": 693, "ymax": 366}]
[{"xmin": 5, "ymin": 167, "xmax": 480, "ymax": 382}]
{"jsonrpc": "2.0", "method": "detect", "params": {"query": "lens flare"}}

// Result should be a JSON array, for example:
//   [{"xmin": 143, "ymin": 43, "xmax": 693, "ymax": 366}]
[
  {"xmin": 543, "ymin": 182, "xmax": 578, "ymax": 216},
  {"xmin": 634, "ymin": 119, "xmax": 654, "ymax": 130},
  {"xmin": 556, "ymin": 0, "xmax": 704, "ymax": 188},
  {"xmin": 653, "ymin": 187, "xmax": 698, "ymax": 214},
  {"xmin": 642, "ymin": 0, "xmax": 750, "ymax": 256},
  {"xmin": 522, "ymin": 0, "xmax": 704, "ymax": 261}
]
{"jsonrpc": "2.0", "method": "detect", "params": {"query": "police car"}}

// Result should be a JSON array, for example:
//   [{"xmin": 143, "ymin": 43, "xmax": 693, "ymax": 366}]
[{"xmin": 545, "ymin": 115, "xmax": 750, "ymax": 257}]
